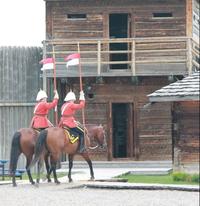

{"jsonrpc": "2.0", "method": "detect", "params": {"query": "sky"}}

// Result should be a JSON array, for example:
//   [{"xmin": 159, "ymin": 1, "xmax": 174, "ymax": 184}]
[{"xmin": 0, "ymin": 0, "xmax": 45, "ymax": 47}]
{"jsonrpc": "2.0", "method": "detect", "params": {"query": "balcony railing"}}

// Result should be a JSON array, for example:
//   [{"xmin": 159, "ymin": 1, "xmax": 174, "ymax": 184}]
[{"xmin": 42, "ymin": 36, "xmax": 199, "ymax": 77}]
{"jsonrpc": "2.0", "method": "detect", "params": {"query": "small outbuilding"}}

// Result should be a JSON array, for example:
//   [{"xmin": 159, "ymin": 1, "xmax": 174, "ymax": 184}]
[{"xmin": 148, "ymin": 72, "xmax": 199, "ymax": 173}]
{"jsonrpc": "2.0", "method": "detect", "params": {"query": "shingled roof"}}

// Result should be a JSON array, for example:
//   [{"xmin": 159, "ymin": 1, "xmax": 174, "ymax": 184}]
[{"xmin": 148, "ymin": 72, "xmax": 200, "ymax": 102}]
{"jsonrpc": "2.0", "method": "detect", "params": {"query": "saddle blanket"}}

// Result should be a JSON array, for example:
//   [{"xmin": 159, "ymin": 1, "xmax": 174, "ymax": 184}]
[{"xmin": 63, "ymin": 127, "xmax": 79, "ymax": 144}]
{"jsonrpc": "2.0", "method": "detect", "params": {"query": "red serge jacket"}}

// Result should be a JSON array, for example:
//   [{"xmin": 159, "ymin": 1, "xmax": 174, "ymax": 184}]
[
  {"xmin": 30, "ymin": 98, "xmax": 58, "ymax": 128},
  {"xmin": 60, "ymin": 100, "xmax": 85, "ymax": 128}
]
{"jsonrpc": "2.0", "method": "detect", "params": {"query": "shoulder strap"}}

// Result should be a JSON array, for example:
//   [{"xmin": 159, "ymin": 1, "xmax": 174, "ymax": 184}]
[
  {"xmin": 61, "ymin": 103, "xmax": 69, "ymax": 115},
  {"xmin": 34, "ymin": 102, "xmax": 43, "ymax": 114}
]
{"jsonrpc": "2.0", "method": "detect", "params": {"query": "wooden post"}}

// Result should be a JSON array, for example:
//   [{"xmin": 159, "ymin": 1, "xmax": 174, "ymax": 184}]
[
  {"xmin": 42, "ymin": 41, "xmax": 47, "ymax": 91},
  {"xmin": 77, "ymin": 43, "xmax": 87, "ymax": 146},
  {"xmin": 187, "ymin": 38, "xmax": 192, "ymax": 75},
  {"xmin": 131, "ymin": 40, "xmax": 136, "ymax": 76},
  {"xmin": 97, "ymin": 41, "xmax": 101, "ymax": 76},
  {"xmin": 186, "ymin": 0, "xmax": 193, "ymax": 37},
  {"xmin": 77, "ymin": 43, "xmax": 83, "ymax": 91}
]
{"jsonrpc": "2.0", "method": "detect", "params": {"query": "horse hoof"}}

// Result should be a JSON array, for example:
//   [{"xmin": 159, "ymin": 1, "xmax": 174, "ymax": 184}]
[
  {"xmin": 47, "ymin": 179, "xmax": 52, "ymax": 183},
  {"xmin": 13, "ymin": 183, "xmax": 17, "ymax": 187},
  {"xmin": 90, "ymin": 177, "xmax": 95, "ymax": 181},
  {"xmin": 55, "ymin": 181, "xmax": 60, "ymax": 185},
  {"xmin": 42, "ymin": 177, "xmax": 47, "ymax": 182},
  {"xmin": 31, "ymin": 181, "xmax": 35, "ymax": 185},
  {"xmin": 68, "ymin": 179, "xmax": 73, "ymax": 183},
  {"xmin": 34, "ymin": 183, "xmax": 39, "ymax": 188}
]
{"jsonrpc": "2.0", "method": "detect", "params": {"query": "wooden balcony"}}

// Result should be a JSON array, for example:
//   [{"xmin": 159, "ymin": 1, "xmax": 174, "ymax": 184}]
[{"xmin": 42, "ymin": 37, "xmax": 199, "ymax": 78}]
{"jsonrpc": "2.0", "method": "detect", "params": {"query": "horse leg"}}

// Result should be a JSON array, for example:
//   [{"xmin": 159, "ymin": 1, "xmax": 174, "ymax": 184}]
[
  {"xmin": 44, "ymin": 154, "xmax": 51, "ymax": 182},
  {"xmin": 81, "ymin": 153, "xmax": 95, "ymax": 180},
  {"xmin": 36, "ymin": 158, "xmax": 43, "ymax": 184},
  {"xmin": 9, "ymin": 132, "xmax": 22, "ymax": 187},
  {"xmin": 50, "ymin": 156, "xmax": 60, "ymax": 184},
  {"xmin": 26, "ymin": 156, "xmax": 35, "ymax": 185},
  {"xmin": 68, "ymin": 154, "xmax": 74, "ymax": 183},
  {"xmin": 10, "ymin": 152, "xmax": 21, "ymax": 187}
]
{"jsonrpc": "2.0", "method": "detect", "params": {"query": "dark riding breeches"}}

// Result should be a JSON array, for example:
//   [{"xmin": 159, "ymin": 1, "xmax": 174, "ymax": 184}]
[
  {"xmin": 70, "ymin": 126, "xmax": 85, "ymax": 152},
  {"xmin": 70, "ymin": 126, "xmax": 84, "ymax": 139}
]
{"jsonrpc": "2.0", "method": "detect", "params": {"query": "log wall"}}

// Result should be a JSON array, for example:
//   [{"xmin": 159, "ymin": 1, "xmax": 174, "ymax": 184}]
[
  {"xmin": 174, "ymin": 101, "xmax": 199, "ymax": 165},
  {"xmin": 46, "ymin": 0, "xmax": 186, "ymax": 39},
  {"xmin": 58, "ymin": 76, "xmax": 172, "ymax": 161}
]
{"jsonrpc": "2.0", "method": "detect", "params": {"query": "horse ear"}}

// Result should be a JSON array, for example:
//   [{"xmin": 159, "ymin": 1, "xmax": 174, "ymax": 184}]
[{"xmin": 101, "ymin": 124, "xmax": 106, "ymax": 130}]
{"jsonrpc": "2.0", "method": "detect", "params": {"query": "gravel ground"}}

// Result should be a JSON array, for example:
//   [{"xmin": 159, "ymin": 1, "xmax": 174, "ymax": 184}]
[{"xmin": 0, "ymin": 182, "xmax": 199, "ymax": 206}]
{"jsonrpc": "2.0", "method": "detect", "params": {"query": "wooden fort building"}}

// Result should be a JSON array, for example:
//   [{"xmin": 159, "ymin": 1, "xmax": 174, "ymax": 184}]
[{"xmin": 42, "ymin": 0, "xmax": 199, "ymax": 163}]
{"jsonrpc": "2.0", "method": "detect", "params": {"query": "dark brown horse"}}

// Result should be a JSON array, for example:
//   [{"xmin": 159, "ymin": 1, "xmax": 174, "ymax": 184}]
[
  {"xmin": 29, "ymin": 124, "xmax": 106, "ymax": 184},
  {"xmin": 9, "ymin": 128, "xmax": 51, "ymax": 186}
]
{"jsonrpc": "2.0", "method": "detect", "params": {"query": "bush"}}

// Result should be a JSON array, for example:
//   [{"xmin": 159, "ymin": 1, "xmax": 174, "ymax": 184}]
[
  {"xmin": 191, "ymin": 174, "xmax": 200, "ymax": 183},
  {"xmin": 172, "ymin": 172, "xmax": 200, "ymax": 183},
  {"xmin": 172, "ymin": 172, "xmax": 189, "ymax": 182}
]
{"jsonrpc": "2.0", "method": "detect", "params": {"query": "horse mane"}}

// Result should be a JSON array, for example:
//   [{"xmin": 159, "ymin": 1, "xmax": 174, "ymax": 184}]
[{"xmin": 85, "ymin": 123, "xmax": 103, "ymax": 128}]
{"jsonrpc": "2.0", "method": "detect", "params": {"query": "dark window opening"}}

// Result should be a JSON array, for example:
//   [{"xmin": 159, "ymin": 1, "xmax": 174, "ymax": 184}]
[
  {"xmin": 67, "ymin": 14, "xmax": 87, "ymax": 19},
  {"xmin": 109, "ymin": 14, "xmax": 129, "ymax": 69},
  {"xmin": 112, "ymin": 103, "xmax": 128, "ymax": 158},
  {"xmin": 153, "ymin": 12, "xmax": 173, "ymax": 18}
]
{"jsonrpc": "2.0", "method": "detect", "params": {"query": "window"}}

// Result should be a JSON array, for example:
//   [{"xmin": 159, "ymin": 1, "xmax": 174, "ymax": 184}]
[
  {"xmin": 67, "ymin": 14, "xmax": 87, "ymax": 20},
  {"xmin": 153, "ymin": 12, "xmax": 173, "ymax": 18}
]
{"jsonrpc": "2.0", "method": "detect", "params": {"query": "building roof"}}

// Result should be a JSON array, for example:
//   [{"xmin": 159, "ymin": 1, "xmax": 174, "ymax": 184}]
[{"xmin": 148, "ymin": 72, "xmax": 200, "ymax": 102}]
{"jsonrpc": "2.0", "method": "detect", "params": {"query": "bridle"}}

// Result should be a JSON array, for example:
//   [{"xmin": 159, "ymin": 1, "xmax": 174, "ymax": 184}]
[{"xmin": 88, "ymin": 126, "xmax": 107, "ymax": 150}]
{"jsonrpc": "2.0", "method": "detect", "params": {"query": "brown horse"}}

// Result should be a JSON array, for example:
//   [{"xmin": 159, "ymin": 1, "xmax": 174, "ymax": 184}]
[
  {"xmin": 9, "ymin": 128, "xmax": 51, "ymax": 187},
  {"xmin": 29, "ymin": 124, "xmax": 106, "ymax": 184}
]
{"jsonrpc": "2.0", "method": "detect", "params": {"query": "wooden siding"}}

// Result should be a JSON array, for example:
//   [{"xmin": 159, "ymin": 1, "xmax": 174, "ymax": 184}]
[{"xmin": 0, "ymin": 47, "xmax": 42, "ymax": 168}]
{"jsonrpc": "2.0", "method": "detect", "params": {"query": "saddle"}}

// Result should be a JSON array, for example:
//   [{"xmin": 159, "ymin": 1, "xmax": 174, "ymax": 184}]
[
  {"xmin": 33, "ymin": 128, "xmax": 42, "ymax": 134},
  {"xmin": 63, "ymin": 126, "xmax": 79, "ymax": 144}
]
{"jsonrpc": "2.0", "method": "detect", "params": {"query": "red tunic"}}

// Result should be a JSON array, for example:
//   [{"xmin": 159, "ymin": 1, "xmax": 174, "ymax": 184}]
[
  {"xmin": 60, "ymin": 100, "xmax": 85, "ymax": 128},
  {"xmin": 30, "ymin": 99, "xmax": 58, "ymax": 128}
]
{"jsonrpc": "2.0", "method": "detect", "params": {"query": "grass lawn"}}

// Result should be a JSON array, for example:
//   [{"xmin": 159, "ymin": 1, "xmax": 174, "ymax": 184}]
[
  {"xmin": 118, "ymin": 173, "xmax": 199, "ymax": 185},
  {"xmin": 0, "ymin": 172, "xmax": 67, "ymax": 182}
]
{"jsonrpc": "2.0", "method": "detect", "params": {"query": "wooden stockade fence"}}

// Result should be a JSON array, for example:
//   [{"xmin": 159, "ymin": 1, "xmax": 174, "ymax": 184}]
[{"xmin": 0, "ymin": 46, "xmax": 42, "ymax": 169}]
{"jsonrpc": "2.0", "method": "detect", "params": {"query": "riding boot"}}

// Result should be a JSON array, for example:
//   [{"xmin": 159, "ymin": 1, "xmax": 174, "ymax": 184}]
[{"xmin": 78, "ymin": 135, "xmax": 85, "ymax": 153}]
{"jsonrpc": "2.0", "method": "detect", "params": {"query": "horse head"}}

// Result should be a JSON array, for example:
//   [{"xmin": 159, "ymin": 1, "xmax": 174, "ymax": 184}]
[
  {"xmin": 96, "ymin": 124, "xmax": 107, "ymax": 149},
  {"xmin": 86, "ymin": 124, "xmax": 107, "ymax": 150}
]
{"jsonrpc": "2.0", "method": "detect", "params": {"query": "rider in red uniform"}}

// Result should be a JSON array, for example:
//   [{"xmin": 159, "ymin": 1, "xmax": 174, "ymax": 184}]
[
  {"xmin": 30, "ymin": 89, "xmax": 59, "ymax": 130},
  {"xmin": 59, "ymin": 90, "xmax": 85, "ymax": 152}
]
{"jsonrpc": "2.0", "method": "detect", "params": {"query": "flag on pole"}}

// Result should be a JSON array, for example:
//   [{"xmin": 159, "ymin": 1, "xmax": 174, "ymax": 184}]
[
  {"xmin": 40, "ymin": 58, "xmax": 54, "ymax": 71},
  {"xmin": 64, "ymin": 53, "xmax": 80, "ymax": 68}
]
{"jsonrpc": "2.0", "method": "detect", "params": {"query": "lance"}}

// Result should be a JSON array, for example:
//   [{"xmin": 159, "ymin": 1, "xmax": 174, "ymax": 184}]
[
  {"xmin": 77, "ymin": 42, "xmax": 86, "ymax": 146},
  {"xmin": 52, "ymin": 45, "xmax": 58, "ymax": 126}
]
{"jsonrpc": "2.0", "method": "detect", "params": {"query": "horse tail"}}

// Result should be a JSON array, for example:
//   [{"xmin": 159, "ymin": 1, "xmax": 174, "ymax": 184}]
[
  {"xmin": 9, "ymin": 131, "xmax": 21, "ymax": 174},
  {"xmin": 29, "ymin": 129, "xmax": 48, "ymax": 168}
]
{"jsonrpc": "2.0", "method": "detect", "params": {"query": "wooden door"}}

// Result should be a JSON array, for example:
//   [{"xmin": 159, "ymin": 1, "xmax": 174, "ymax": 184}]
[{"xmin": 112, "ymin": 103, "xmax": 133, "ymax": 158}]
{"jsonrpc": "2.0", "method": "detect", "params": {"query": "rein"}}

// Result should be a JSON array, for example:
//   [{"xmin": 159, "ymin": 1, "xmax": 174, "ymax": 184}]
[
  {"xmin": 88, "ymin": 145, "xmax": 99, "ymax": 150},
  {"xmin": 87, "ymin": 125, "xmax": 106, "ymax": 150}
]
